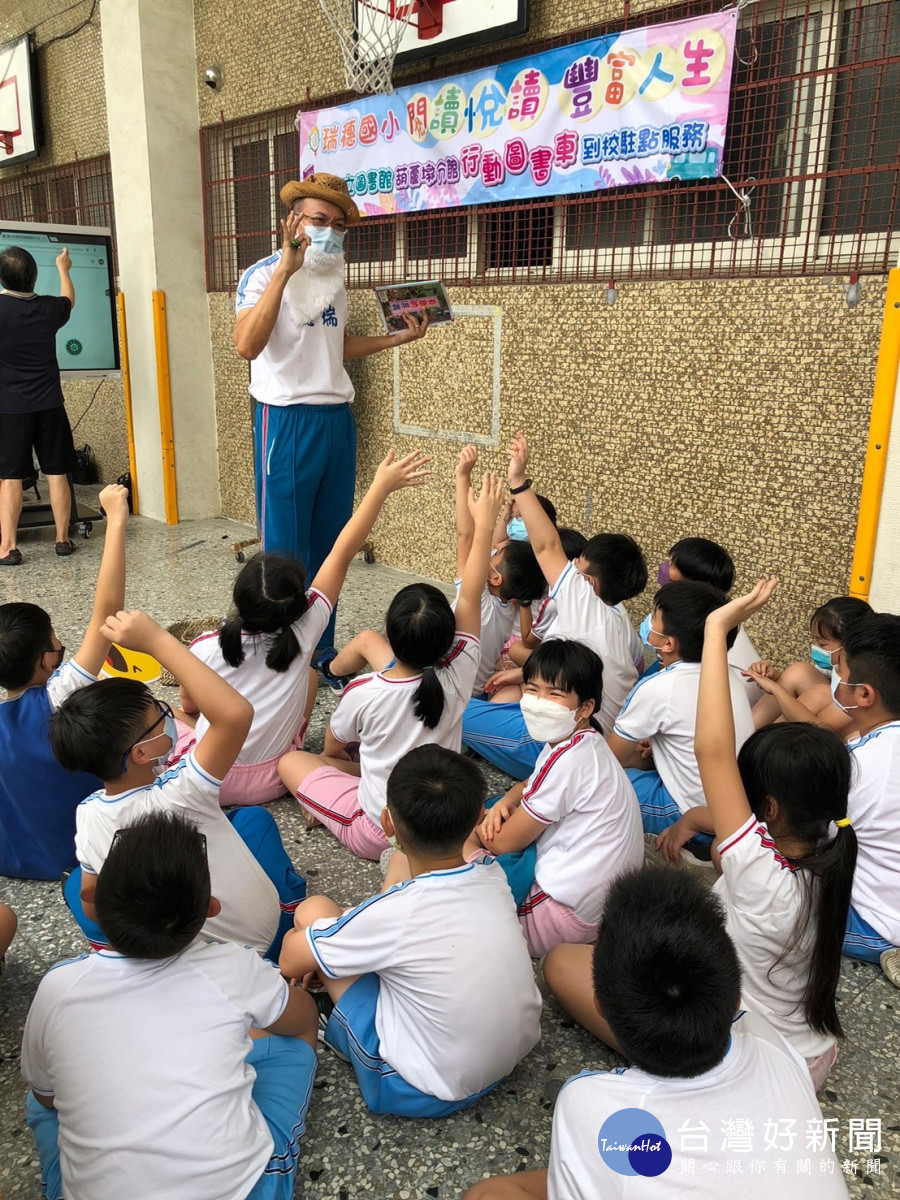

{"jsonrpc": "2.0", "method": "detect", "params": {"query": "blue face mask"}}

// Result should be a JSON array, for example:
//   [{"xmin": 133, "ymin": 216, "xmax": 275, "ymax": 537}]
[
  {"xmin": 304, "ymin": 224, "xmax": 345, "ymax": 255},
  {"xmin": 507, "ymin": 518, "xmax": 529, "ymax": 542},
  {"xmin": 639, "ymin": 613, "xmax": 652, "ymax": 646},
  {"xmin": 811, "ymin": 645, "xmax": 833, "ymax": 671}
]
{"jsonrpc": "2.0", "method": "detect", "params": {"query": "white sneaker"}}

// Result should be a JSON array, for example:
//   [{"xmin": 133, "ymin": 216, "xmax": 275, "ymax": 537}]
[{"xmin": 880, "ymin": 948, "xmax": 900, "ymax": 988}]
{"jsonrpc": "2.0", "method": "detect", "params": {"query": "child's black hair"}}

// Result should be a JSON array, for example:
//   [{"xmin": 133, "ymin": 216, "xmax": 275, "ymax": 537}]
[
  {"xmin": 558, "ymin": 527, "xmax": 587, "ymax": 562},
  {"xmin": 50, "ymin": 678, "xmax": 157, "ymax": 781},
  {"xmin": 0, "ymin": 602, "xmax": 53, "ymax": 690},
  {"xmin": 219, "ymin": 553, "xmax": 309, "ymax": 673},
  {"xmin": 653, "ymin": 580, "xmax": 735, "ymax": 663},
  {"xmin": 94, "ymin": 812, "xmax": 211, "ymax": 959},
  {"xmin": 385, "ymin": 584, "xmax": 456, "ymax": 729},
  {"xmin": 738, "ymin": 723, "xmax": 857, "ymax": 1038},
  {"xmin": 581, "ymin": 534, "xmax": 647, "ymax": 605},
  {"xmin": 843, "ymin": 612, "xmax": 900, "ymax": 717},
  {"xmin": 810, "ymin": 596, "xmax": 873, "ymax": 646},
  {"xmin": 592, "ymin": 867, "xmax": 741, "ymax": 1078},
  {"xmin": 522, "ymin": 639, "xmax": 604, "ymax": 731},
  {"xmin": 668, "ymin": 537, "xmax": 735, "ymax": 593},
  {"xmin": 386, "ymin": 744, "xmax": 486, "ymax": 856},
  {"xmin": 0, "ymin": 246, "xmax": 38, "ymax": 293},
  {"xmin": 495, "ymin": 541, "xmax": 545, "ymax": 606},
  {"xmin": 535, "ymin": 493, "xmax": 557, "ymax": 525}
]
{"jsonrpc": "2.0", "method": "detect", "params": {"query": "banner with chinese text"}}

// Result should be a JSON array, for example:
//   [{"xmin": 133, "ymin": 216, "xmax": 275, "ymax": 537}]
[{"xmin": 298, "ymin": 10, "xmax": 737, "ymax": 215}]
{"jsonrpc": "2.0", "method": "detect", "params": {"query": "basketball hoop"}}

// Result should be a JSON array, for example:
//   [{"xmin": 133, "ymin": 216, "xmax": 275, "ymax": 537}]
[{"xmin": 317, "ymin": 0, "xmax": 442, "ymax": 95}]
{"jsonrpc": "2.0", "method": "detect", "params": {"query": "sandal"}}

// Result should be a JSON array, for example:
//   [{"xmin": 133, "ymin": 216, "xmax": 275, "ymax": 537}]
[
  {"xmin": 55, "ymin": 540, "xmax": 77, "ymax": 556},
  {"xmin": 0, "ymin": 548, "xmax": 22, "ymax": 566}
]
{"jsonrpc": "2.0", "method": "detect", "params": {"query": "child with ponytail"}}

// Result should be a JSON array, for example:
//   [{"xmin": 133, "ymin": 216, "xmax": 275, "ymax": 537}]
[
  {"xmin": 279, "ymin": 473, "xmax": 506, "ymax": 861},
  {"xmin": 176, "ymin": 449, "xmax": 430, "ymax": 805}
]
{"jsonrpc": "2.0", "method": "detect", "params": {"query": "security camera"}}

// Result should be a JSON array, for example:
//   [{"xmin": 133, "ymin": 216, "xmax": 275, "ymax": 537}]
[{"xmin": 203, "ymin": 65, "xmax": 224, "ymax": 91}]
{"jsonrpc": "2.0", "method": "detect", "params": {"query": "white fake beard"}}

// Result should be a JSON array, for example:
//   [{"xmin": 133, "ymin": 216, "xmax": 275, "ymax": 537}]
[{"xmin": 283, "ymin": 247, "xmax": 347, "ymax": 328}]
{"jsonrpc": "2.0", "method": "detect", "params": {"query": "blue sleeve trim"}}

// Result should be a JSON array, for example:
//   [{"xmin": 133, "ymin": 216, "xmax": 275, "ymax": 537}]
[
  {"xmin": 236, "ymin": 254, "xmax": 280, "ymax": 305},
  {"xmin": 549, "ymin": 560, "xmax": 574, "ymax": 601}
]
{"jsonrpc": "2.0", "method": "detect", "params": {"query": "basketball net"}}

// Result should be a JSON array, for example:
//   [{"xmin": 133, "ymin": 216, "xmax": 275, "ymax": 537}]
[{"xmin": 317, "ymin": 0, "xmax": 418, "ymax": 95}]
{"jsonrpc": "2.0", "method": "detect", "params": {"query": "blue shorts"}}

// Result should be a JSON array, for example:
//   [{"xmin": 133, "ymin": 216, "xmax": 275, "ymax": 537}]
[
  {"xmin": 462, "ymin": 697, "xmax": 542, "ymax": 779},
  {"xmin": 626, "ymin": 768, "xmax": 713, "ymax": 849},
  {"xmin": 843, "ymin": 905, "xmax": 897, "ymax": 964},
  {"xmin": 325, "ymin": 973, "xmax": 500, "ymax": 1118},
  {"xmin": 26, "ymin": 1036, "xmax": 316, "ymax": 1200}
]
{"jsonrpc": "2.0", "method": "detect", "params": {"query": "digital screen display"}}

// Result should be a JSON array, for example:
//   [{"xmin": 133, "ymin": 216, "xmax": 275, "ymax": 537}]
[{"xmin": 0, "ymin": 222, "xmax": 119, "ymax": 377}]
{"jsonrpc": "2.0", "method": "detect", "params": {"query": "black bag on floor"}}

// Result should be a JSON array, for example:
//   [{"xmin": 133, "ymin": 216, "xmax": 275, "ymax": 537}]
[{"xmin": 73, "ymin": 444, "xmax": 99, "ymax": 485}]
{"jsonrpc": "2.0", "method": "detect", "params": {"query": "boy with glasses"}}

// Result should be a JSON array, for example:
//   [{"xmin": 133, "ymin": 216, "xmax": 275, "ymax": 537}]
[{"xmin": 0, "ymin": 483, "xmax": 130, "ymax": 879}]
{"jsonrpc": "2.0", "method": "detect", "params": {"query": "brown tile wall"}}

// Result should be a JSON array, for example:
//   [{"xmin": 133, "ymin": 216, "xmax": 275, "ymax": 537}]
[{"xmin": 211, "ymin": 274, "xmax": 885, "ymax": 665}]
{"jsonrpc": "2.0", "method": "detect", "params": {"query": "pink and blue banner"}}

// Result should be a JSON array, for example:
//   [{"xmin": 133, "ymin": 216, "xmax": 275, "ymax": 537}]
[{"xmin": 298, "ymin": 9, "xmax": 738, "ymax": 215}]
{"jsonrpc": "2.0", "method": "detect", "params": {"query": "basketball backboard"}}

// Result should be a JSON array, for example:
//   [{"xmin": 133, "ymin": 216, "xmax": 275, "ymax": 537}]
[
  {"xmin": 356, "ymin": 0, "xmax": 528, "ymax": 68},
  {"xmin": 0, "ymin": 35, "xmax": 38, "ymax": 166}
]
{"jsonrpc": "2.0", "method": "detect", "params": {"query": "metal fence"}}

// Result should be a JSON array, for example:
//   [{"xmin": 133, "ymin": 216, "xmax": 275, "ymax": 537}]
[{"xmin": 202, "ymin": 0, "xmax": 897, "ymax": 291}]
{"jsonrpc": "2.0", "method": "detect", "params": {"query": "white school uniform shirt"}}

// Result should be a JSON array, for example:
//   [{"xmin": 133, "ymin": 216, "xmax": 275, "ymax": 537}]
[
  {"xmin": 521, "ymin": 728, "xmax": 644, "ymax": 924},
  {"xmin": 546, "ymin": 562, "xmax": 639, "ymax": 734},
  {"xmin": 21, "ymin": 940, "xmax": 292, "ymax": 1200},
  {"xmin": 452, "ymin": 580, "xmax": 514, "ymax": 695},
  {"xmin": 235, "ymin": 251, "xmax": 354, "ymax": 407},
  {"xmin": 533, "ymin": 596, "xmax": 642, "ymax": 676},
  {"xmin": 547, "ymin": 1010, "xmax": 847, "ymax": 1200},
  {"xmin": 189, "ymin": 589, "xmax": 332, "ymax": 764},
  {"xmin": 328, "ymin": 633, "xmax": 480, "ymax": 827},
  {"xmin": 307, "ymin": 860, "xmax": 541, "ymax": 1100},
  {"xmin": 614, "ymin": 661, "xmax": 755, "ymax": 813},
  {"xmin": 846, "ymin": 721, "xmax": 900, "ymax": 945},
  {"xmin": 716, "ymin": 815, "xmax": 833, "ymax": 1059},
  {"xmin": 729, "ymin": 625, "xmax": 764, "ymax": 705},
  {"xmin": 75, "ymin": 753, "xmax": 279, "ymax": 953}
]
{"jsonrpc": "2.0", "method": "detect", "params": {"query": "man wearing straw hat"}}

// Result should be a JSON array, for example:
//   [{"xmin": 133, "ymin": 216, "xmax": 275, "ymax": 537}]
[{"xmin": 233, "ymin": 173, "xmax": 428, "ymax": 672}]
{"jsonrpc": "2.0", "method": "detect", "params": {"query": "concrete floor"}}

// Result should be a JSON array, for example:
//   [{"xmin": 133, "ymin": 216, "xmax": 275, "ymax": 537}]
[{"xmin": 0, "ymin": 491, "xmax": 897, "ymax": 1198}]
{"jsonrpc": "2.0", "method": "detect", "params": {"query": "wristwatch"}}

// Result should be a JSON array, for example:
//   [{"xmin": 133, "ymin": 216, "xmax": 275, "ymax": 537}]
[{"xmin": 509, "ymin": 479, "xmax": 532, "ymax": 495}]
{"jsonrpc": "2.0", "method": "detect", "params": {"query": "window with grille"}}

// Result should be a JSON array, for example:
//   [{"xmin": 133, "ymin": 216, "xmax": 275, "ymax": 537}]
[{"xmin": 201, "ymin": 0, "xmax": 900, "ymax": 291}]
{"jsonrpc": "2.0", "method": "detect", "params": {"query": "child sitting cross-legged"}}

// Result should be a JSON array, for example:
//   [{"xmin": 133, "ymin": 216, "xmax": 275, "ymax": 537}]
[
  {"xmin": 23, "ymin": 811, "xmax": 318, "ymax": 1200},
  {"xmin": 469, "ymin": 868, "xmax": 849, "ymax": 1200},
  {"xmin": 51, "ymin": 610, "xmax": 306, "ymax": 958},
  {"xmin": 278, "ymin": 472, "xmax": 506, "ymax": 861},
  {"xmin": 279, "ymin": 743, "xmax": 542, "ymax": 1118}
]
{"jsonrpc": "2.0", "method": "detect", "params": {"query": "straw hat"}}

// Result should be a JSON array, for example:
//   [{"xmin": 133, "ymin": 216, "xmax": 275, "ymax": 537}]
[{"xmin": 280, "ymin": 174, "xmax": 360, "ymax": 224}]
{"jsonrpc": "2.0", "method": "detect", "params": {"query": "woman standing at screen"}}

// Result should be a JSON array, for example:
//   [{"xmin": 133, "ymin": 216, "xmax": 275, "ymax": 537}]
[{"xmin": 0, "ymin": 244, "xmax": 77, "ymax": 565}]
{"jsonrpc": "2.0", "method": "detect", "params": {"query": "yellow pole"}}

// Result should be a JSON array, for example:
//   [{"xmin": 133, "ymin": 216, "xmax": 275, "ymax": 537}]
[
  {"xmin": 849, "ymin": 268, "xmax": 900, "ymax": 601},
  {"xmin": 116, "ymin": 292, "xmax": 139, "ymax": 515},
  {"xmin": 151, "ymin": 290, "xmax": 178, "ymax": 524}
]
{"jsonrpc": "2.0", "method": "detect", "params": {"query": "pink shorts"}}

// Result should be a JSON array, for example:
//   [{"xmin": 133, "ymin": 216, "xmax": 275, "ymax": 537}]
[
  {"xmin": 517, "ymin": 885, "xmax": 598, "ymax": 958},
  {"xmin": 169, "ymin": 720, "xmax": 306, "ymax": 807},
  {"xmin": 296, "ymin": 766, "xmax": 389, "ymax": 861},
  {"xmin": 806, "ymin": 1042, "xmax": 838, "ymax": 1092}
]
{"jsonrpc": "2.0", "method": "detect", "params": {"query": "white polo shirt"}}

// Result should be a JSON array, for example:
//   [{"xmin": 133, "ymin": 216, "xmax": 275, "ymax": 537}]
[
  {"xmin": 521, "ymin": 728, "xmax": 644, "ymax": 923},
  {"xmin": 235, "ymin": 251, "xmax": 354, "ymax": 407},
  {"xmin": 75, "ymin": 753, "xmax": 279, "ymax": 953},
  {"xmin": 547, "ymin": 1010, "xmax": 847, "ymax": 1200},
  {"xmin": 328, "ymin": 633, "xmax": 481, "ymax": 826},
  {"xmin": 189, "ymin": 589, "xmax": 332, "ymax": 764},
  {"xmin": 22, "ymin": 940, "xmax": 291, "ymax": 1200},
  {"xmin": 716, "ymin": 815, "xmax": 835, "ymax": 1060},
  {"xmin": 453, "ymin": 580, "xmax": 516, "ymax": 695},
  {"xmin": 307, "ymin": 860, "xmax": 541, "ymax": 1100},
  {"xmin": 614, "ymin": 661, "xmax": 755, "ymax": 813},
  {"xmin": 846, "ymin": 721, "xmax": 900, "ymax": 944},
  {"xmin": 547, "ymin": 562, "xmax": 639, "ymax": 735}
]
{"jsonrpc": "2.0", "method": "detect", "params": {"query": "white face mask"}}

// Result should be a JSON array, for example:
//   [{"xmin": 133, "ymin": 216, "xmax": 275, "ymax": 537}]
[
  {"xmin": 520, "ymin": 693, "xmax": 580, "ymax": 744},
  {"xmin": 830, "ymin": 669, "xmax": 862, "ymax": 713}
]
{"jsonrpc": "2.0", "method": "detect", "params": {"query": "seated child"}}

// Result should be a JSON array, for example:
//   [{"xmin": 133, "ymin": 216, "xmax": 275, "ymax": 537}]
[
  {"xmin": 467, "ymin": 639, "xmax": 643, "ymax": 957},
  {"xmin": 278, "ymin": 473, "xmax": 505, "ymax": 861},
  {"xmin": 748, "ymin": 595, "xmax": 872, "ymax": 733},
  {"xmin": 279, "ymin": 744, "xmax": 542, "ymax": 1118},
  {"xmin": 173, "ymin": 450, "xmax": 430, "ymax": 804},
  {"xmin": 642, "ymin": 536, "xmax": 762, "ymax": 702},
  {"xmin": 23, "ymin": 811, "xmax": 318, "ymax": 1200},
  {"xmin": 463, "ymin": 431, "xmax": 647, "ymax": 777},
  {"xmin": 837, "ymin": 613, "xmax": 900, "ymax": 974},
  {"xmin": 51, "ymin": 609, "xmax": 305, "ymax": 957},
  {"xmin": 473, "ymin": 867, "xmax": 849, "ymax": 1200},
  {"xmin": 607, "ymin": 580, "xmax": 755, "ymax": 857},
  {"xmin": 502, "ymin": 527, "xmax": 590, "ymax": 669},
  {"xmin": 0, "ymin": 483, "xmax": 130, "ymax": 880}
]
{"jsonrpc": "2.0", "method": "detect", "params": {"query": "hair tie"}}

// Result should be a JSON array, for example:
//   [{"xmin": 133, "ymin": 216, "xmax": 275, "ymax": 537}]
[
  {"xmin": 423, "ymin": 665, "xmax": 434, "ymax": 673},
  {"xmin": 835, "ymin": 817, "xmax": 852, "ymax": 828}
]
